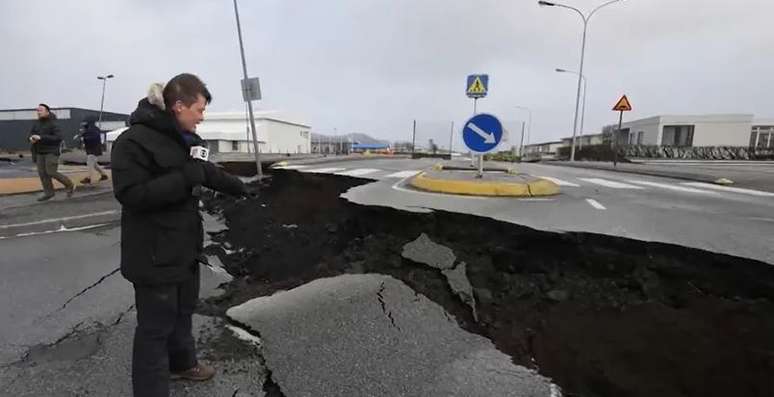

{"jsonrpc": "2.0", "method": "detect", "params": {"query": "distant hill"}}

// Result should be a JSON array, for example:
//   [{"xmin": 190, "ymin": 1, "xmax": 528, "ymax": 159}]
[{"xmin": 311, "ymin": 132, "xmax": 390, "ymax": 146}]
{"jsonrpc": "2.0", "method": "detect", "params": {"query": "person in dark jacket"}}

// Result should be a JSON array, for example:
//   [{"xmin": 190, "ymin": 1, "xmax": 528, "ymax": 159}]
[
  {"xmin": 29, "ymin": 103, "xmax": 75, "ymax": 201},
  {"xmin": 111, "ymin": 74, "xmax": 250, "ymax": 397},
  {"xmin": 79, "ymin": 119, "xmax": 109, "ymax": 184}
]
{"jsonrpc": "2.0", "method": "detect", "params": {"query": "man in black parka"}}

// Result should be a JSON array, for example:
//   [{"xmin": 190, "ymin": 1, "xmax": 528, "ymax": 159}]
[{"xmin": 111, "ymin": 73, "xmax": 249, "ymax": 397}]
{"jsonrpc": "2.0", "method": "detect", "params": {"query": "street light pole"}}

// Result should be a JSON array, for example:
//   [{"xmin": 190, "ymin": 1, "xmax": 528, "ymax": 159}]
[
  {"xmin": 513, "ymin": 106, "xmax": 532, "ymax": 145},
  {"xmin": 513, "ymin": 106, "xmax": 532, "ymax": 159},
  {"xmin": 556, "ymin": 68, "xmax": 587, "ymax": 149},
  {"xmin": 233, "ymin": 0, "xmax": 263, "ymax": 179},
  {"xmin": 97, "ymin": 74, "xmax": 114, "ymax": 148},
  {"xmin": 96, "ymin": 74, "xmax": 114, "ymax": 129},
  {"xmin": 539, "ymin": 0, "xmax": 624, "ymax": 161}
]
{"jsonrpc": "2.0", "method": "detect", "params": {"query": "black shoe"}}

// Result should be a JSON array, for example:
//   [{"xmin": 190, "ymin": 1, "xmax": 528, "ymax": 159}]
[
  {"xmin": 37, "ymin": 194, "xmax": 54, "ymax": 202},
  {"xmin": 99, "ymin": 175, "xmax": 109, "ymax": 181},
  {"xmin": 80, "ymin": 177, "xmax": 92, "ymax": 184}
]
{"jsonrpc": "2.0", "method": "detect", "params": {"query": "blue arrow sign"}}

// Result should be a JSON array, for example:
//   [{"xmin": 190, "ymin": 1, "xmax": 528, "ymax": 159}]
[{"xmin": 462, "ymin": 113, "xmax": 503, "ymax": 153}]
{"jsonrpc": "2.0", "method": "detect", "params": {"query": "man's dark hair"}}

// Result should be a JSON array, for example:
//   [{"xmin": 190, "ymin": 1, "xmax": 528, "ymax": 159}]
[
  {"xmin": 38, "ymin": 103, "xmax": 51, "ymax": 112},
  {"xmin": 163, "ymin": 73, "xmax": 212, "ymax": 110}
]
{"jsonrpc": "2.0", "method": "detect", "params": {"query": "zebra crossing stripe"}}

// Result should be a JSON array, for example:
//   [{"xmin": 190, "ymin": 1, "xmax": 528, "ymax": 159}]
[
  {"xmin": 336, "ymin": 168, "xmax": 381, "ymax": 176},
  {"xmin": 385, "ymin": 170, "xmax": 421, "ymax": 178},
  {"xmin": 626, "ymin": 180, "xmax": 717, "ymax": 194},
  {"xmin": 303, "ymin": 167, "xmax": 347, "ymax": 173},
  {"xmin": 681, "ymin": 182, "xmax": 774, "ymax": 197},
  {"xmin": 579, "ymin": 178, "xmax": 644, "ymax": 189},
  {"xmin": 538, "ymin": 176, "xmax": 579, "ymax": 187}
]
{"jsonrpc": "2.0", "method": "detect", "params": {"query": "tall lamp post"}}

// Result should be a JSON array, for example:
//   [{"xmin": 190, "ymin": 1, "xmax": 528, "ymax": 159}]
[
  {"xmin": 97, "ymin": 74, "xmax": 114, "ymax": 147},
  {"xmin": 513, "ymin": 106, "xmax": 532, "ymax": 157},
  {"xmin": 97, "ymin": 74, "xmax": 114, "ymax": 128},
  {"xmin": 538, "ymin": 0, "xmax": 624, "ymax": 161},
  {"xmin": 556, "ymin": 68, "xmax": 587, "ymax": 149}
]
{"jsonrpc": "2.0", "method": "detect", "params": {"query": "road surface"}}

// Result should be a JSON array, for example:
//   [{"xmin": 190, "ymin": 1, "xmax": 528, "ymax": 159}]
[{"xmin": 274, "ymin": 158, "xmax": 774, "ymax": 265}]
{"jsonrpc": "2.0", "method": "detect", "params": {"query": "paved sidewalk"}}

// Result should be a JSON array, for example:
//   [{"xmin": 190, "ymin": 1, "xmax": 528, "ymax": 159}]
[{"xmin": 0, "ymin": 166, "xmax": 112, "ymax": 196}]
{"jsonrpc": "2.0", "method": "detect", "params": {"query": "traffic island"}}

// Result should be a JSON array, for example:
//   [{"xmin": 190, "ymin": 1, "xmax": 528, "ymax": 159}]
[{"xmin": 409, "ymin": 170, "xmax": 559, "ymax": 197}]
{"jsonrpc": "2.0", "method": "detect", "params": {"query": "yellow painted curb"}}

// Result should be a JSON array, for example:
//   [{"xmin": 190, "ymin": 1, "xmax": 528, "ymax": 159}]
[
  {"xmin": 409, "ymin": 172, "xmax": 559, "ymax": 197},
  {"xmin": 271, "ymin": 161, "xmax": 289, "ymax": 168}
]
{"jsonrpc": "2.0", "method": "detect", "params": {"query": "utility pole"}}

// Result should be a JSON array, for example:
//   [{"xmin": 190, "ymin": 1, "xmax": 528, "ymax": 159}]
[
  {"xmin": 449, "ymin": 121, "xmax": 454, "ymax": 157},
  {"xmin": 233, "ymin": 0, "xmax": 262, "ymax": 179},
  {"xmin": 411, "ymin": 120, "xmax": 417, "ymax": 155}
]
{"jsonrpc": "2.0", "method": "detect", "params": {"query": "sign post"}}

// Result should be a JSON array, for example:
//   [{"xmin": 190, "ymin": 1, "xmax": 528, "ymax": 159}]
[
  {"xmin": 611, "ymin": 95, "xmax": 633, "ymax": 167},
  {"xmin": 466, "ymin": 74, "xmax": 489, "ymax": 174},
  {"xmin": 462, "ymin": 113, "xmax": 503, "ymax": 178}
]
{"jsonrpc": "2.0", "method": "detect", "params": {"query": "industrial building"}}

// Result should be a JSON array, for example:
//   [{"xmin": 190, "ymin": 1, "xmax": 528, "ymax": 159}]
[
  {"xmin": 607, "ymin": 114, "xmax": 774, "ymax": 148},
  {"xmin": 525, "ymin": 113, "xmax": 774, "ymax": 160},
  {"xmin": 0, "ymin": 107, "xmax": 127, "ymax": 152},
  {"xmin": 107, "ymin": 110, "xmax": 311, "ymax": 154}
]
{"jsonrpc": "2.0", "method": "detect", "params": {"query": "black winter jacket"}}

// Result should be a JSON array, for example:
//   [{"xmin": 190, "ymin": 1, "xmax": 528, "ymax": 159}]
[
  {"xmin": 29, "ymin": 115, "xmax": 63, "ymax": 155},
  {"xmin": 111, "ymin": 98, "xmax": 246, "ymax": 285},
  {"xmin": 82, "ymin": 124, "xmax": 103, "ymax": 156}
]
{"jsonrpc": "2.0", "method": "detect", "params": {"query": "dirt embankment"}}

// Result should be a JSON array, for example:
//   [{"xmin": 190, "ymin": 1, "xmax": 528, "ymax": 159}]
[{"xmin": 201, "ymin": 170, "xmax": 774, "ymax": 397}]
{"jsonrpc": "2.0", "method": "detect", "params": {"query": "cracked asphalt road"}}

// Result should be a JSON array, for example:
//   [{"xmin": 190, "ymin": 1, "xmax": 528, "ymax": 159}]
[{"xmin": 0, "ymin": 198, "xmax": 267, "ymax": 396}]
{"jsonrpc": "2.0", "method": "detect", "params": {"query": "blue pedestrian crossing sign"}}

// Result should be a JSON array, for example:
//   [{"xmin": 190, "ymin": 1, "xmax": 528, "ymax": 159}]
[
  {"xmin": 462, "ymin": 113, "xmax": 503, "ymax": 153},
  {"xmin": 466, "ymin": 74, "xmax": 489, "ymax": 98}
]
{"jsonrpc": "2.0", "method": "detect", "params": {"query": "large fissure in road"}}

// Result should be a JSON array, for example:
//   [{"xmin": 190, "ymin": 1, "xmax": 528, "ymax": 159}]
[{"xmin": 201, "ymin": 170, "xmax": 774, "ymax": 397}]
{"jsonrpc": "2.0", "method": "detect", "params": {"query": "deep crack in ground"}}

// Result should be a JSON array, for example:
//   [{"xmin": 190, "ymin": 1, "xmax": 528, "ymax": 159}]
[{"xmin": 199, "ymin": 169, "xmax": 774, "ymax": 397}]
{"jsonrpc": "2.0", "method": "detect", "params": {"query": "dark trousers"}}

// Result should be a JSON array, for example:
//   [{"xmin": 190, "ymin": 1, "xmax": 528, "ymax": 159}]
[
  {"xmin": 132, "ymin": 273, "xmax": 200, "ymax": 397},
  {"xmin": 35, "ymin": 153, "xmax": 73, "ymax": 196}
]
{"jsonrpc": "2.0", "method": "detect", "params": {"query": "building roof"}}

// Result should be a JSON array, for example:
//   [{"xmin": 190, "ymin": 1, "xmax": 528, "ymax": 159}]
[
  {"xmin": 106, "ymin": 110, "xmax": 310, "ymax": 142},
  {"xmin": 203, "ymin": 111, "xmax": 310, "ymax": 128},
  {"xmin": 352, "ymin": 143, "xmax": 389, "ymax": 150}
]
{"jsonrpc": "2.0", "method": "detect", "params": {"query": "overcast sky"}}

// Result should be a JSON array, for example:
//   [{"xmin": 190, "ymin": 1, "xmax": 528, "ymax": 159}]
[{"xmin": 2, "ymin": 0, "xmax": 772, "ymax": 146}]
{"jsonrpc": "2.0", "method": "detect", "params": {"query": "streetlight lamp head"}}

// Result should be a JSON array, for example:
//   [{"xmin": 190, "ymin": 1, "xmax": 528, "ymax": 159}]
[
  {"xmin": 556, "ymin": 68, "xmax": 567, "ymax": 72},
  {"xmin": 97, "ymin": 76, "xmax": 104, "ymax": 80},
  {"xmin": 538, "ymin": 1, "xmax": 556, "ymax": 6},
  {"xmin": 107, "ymin": 74, "xmax": 114, "ymax": 79}
]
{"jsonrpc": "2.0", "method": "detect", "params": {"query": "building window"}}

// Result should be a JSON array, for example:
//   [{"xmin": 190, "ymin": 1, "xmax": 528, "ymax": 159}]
[
  {"xmin": 758, "ymin": 133, "xmax": 771, "ymax": 148},
  {"xmin": 662, "ymin": 125, "xmax": 694, "ymax": 147},
  {"xmin": 637, "ymin": 131, "xmax": 644, "ymax": 145},
  {"xmin": 232, "ymin": 141, "xmax": 239, "ymax": 151}
]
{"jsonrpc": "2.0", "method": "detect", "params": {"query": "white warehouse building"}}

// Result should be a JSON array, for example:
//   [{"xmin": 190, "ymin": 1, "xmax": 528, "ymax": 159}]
[
  {"xmin": 107, "ymin": 110, "xmax": 311, "ymax": 154},
  {"xmin": 611, "ymin": 114, "xmax": 774, "ymax": 148}
]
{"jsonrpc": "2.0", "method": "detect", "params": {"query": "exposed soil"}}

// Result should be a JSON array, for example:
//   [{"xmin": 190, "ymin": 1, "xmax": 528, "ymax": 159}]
[{"xmin": 200, "ymin": 170, "xmax": 774, "ymax": 397}]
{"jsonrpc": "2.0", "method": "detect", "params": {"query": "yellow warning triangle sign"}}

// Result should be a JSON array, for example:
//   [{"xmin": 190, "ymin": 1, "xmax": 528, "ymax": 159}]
[
  {"xmin": 613, "ymin": 95, "xmax": 632, "ymax": 111},
  {"xmin": 467, "ymin": 76, "xmax": 487, "ymax": 95}
]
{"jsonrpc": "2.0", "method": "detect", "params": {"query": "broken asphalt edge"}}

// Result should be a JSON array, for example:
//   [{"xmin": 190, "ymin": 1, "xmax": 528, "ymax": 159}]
[{"xmin": 409, "ymin": 171, "xmax": 560, "ymax": 197}]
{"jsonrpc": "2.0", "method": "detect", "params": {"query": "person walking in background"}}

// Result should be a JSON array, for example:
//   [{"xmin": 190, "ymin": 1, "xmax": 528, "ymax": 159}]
[
  {"xmin": 79, "ymin": 119, "xmax": 109, "ymax": 184},
  {"xmin": 29, "ymin": 103, "xmax": 75, "ymax": 201}
]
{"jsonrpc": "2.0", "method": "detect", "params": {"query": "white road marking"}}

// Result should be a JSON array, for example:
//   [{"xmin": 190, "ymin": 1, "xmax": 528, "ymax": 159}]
[
  {"xmin": 580, "ymin": 178, "xmax": 645, "ymax": 189},
  {"xmin": 0, "ymin": 210, "xmax": 118, "ymax": 229},
  {"xmin": 538, "ymin": 176, "xmax": 580, "ymax": 187},
  {"xmin": 625, "ymin": 180, "xmax": 718, "ymax": 194},
  {"xmin": 681, "ymin": 182, "xmax": 774, "ymax": 197},
  {"xmin": 385, "ymin": 170, "xmax": 421, "ymax": 178},
  {"xmin": 335, "ymin": 168, "xmax": 381, "ymax": 176},
  {"xmin": 586, "ymin": 198, "xmax": 606, "ymax": 210},
  {"xmin": 0, "ymin": 223, "xmax": 110, "ymax": 240},
  {"xmin": 302, "ymin": 167, "xmax": 347, "ymax": 174},
  {"xmin": 274, "ymin": 165, "xmax": 309, "ymax": 169}
]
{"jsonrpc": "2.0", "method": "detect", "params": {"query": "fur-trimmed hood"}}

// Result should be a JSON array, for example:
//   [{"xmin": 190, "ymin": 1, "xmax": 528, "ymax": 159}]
[
  {"xmin": 127, "ymin": 82, "xmax": 205, "ymax": 147},
  {"xmin": 128, "ymin": 83, "xmax": 177, "ymax": 137}
]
